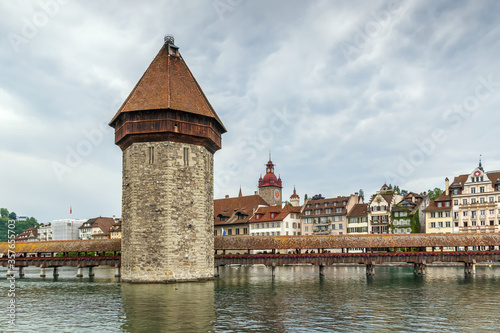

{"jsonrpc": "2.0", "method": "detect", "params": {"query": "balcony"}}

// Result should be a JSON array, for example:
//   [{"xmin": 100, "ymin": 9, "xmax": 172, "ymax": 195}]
[
  {"xmin": 459, "ymin": 225, "xmax": 499, "ymax": 233},
  {"xmin": 370, "ymin": 219, "xmax": 389, "ymax": 225}
]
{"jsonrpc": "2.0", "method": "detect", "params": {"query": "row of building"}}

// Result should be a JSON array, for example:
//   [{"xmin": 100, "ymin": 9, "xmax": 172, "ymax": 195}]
[
  {"xmin": 15, "ymin": 217, "xmax": 122, "ymax": 242},
  {"xmin": 214, "ymin": 158, "xmax": 500, "ymax": 238},
  {"xmin": 16, "ymin": 158, "xmax": 500, "ymax": 242}
]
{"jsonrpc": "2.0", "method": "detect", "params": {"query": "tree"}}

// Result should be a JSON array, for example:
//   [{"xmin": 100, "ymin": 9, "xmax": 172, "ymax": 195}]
[
  {"xmin": 8, "ymin": 212, "xmax": 16, "ymax": 220},
  {"xmin": 423, "ymin": 188, "xmax": 443, "ymax": 201},
  {"xmin": 0, "ymin": 208, "xmax": 8, "ymax": 218},
  {"xmin": 359, "ymin": 189, "xmax": 364, "ymax": 201},
  {"xmin": 304, "ymin": 194, "xmax": 308, "ymax": 201},
  {"xmin": 311, "ymin": 194, "xmax": 325, "ymax": 200}
]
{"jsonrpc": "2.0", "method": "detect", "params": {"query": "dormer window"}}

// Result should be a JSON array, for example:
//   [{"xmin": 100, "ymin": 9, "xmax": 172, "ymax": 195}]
[
  {"xmin": 219, "ymin": 216, "xmax": 225, "ymax": 222},
  {"xmin": 256, "ymin": 214, "xmax": 260, "ymax": 220},
  {"xmin": 270, "ymin": 213, "xmax": 276, "ymax": 218},
  {"xmin": 237, "ymin": 213, "xmax": 246, "ymax": 220}
]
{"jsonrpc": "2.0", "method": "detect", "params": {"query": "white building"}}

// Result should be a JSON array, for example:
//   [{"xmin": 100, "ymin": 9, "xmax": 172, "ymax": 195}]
[
  {"xmin": 37, "ymin": 223, "xmax": 53, "ymax": 241},
  {"xmin": 51, "ymin": 219, "xmax": 87, "ymax": 240},
  {"xmin": 248, "ymin": 203, "xmax": 302, "ymax": 236}
]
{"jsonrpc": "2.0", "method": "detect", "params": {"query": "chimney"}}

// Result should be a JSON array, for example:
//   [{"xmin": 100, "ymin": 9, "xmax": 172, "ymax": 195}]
[
  {"xmin": 254, "ymin": 191, "xmax": 258, "ymax": 195},
  {"xmin": 225, "ymin": 195, "xmax": 229, "ymax": 198},
  {"xmin": 445, "ymin": 177, "xmax": 449, "ymax": 196}
]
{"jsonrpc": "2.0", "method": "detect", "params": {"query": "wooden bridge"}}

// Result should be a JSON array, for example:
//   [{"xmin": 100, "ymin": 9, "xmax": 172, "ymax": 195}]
[
  {"xmin": 2, "ymin": 233, "xmax": 500, "ymax": 278},
  {"xmin": 0, "ymin": 239, "xmax": 121, "ymax": 278}
]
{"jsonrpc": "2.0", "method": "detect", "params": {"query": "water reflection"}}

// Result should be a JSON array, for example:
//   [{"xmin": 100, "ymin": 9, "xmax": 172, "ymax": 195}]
[
  {"xmin": 1, "ymin": 265, "xmax": 500, "ymax": 332},
  {"xmin": 120, "ymin": 281, "xmax": 216, "ymax": 333}
]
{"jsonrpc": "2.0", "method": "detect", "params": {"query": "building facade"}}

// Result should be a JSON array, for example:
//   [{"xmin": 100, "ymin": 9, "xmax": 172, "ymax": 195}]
[
  {"xmin": 300, "ymin": 194, "xmax": 360, "ymax": 235},
  {"xmin": 424, "ymin": 178, "xmax": 453, "ymax": 234},
  {"xmin": 369, "ymin": 185, "xmax": 404, "ymax": 234},
  {"xmin": 391, "ymin": 192, "xmax": 429, "ymax": 234},
  {"xmin": 51, "ymin": 219, "xmax": 87, "ymax": 240},
  {"xmin": 346, "ymin": 203, "xmax": 369, "ymax": 234},
  {"xmin": 248, "ymin": 203, "xmax": 301, "ymax": 236},
  {"xmin": 214, "ymin": 193, "xmax": 268, "ymax": 236},
  {"xmin": 450, "ymin": 162, "xmax": 500, "ymax": 233}
]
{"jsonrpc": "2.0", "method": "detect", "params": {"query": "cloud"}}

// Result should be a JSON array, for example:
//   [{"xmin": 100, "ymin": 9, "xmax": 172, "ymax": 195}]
[{"xmin": 1, "ymin": 0, "xmax": 500, "ymax": 222}]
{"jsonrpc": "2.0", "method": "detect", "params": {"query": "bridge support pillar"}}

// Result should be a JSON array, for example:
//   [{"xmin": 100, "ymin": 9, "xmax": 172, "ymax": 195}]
[
  {"xmin": 19, "ymin": 266, "xmax": 24, "ymax": 277},
  {"xmin": 413, "ymin": 263, "xmax": 426, "ymax": 276},
  {"xmin": 53, "ymin": 267, "xmax": 59, "ymax": 277},
  {"xmin": 319, "ymin": 263, "xmax": 325, "ymax": 277},
  {"xmin": 366, "ymin": 264, "xmax": 375, "ymax": 276},
  {"xmin": 88, "ymin": 266, "xmax": 95, "ymax": 278},
  {"xmin": 215, "ymin": 266, "xmax": 219, "ymax": 277},
  {"xmin": 271, "ymin": 263, "xmax": 276, "ymax": 278},
  {"xmin": 115, "ymin": 265, "xmax": 121, "ymax": 278},
  {"xmin": 465, "ymin": 261, "xmax": 476, "ymax": 275},
  {"xmin": 40, "ymin": 267, "xmax": 46, "ymax": 278},
  {"xmin": 76, "ymin": 267, "xmax": 83, "ymax": 278}
]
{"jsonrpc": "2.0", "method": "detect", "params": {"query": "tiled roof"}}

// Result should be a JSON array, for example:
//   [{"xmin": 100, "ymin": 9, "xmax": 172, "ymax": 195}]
[
  {"xmin": 0, "ymin": 239, "xmax": 121, "ymax": 253},
  {"xmin": 347, "ymin": 203, "xmax": 368, "ymax": 217},
  {"xmin": 450, "ymin": 170, "xmax": 500, "ymax": 189},
  {"xmin": 89, "ymin": 217, "xmax": 116, "ymax": 236},
  {"xmin": 248, "ymin": 205, "xmax": 300, "ymax": 223},
  {"xmin": 450, "ymin": 174, "xmax": 468, "ymax": 187},
  {"xmin": 435, "ymin": 192, "xmax": 452, "ymax": 202},
  {"xmin": 423, "ymin": 200, "xmax": 452, "ymax": 212},
  {"xmin": 214, "ymin": 194, "xmax": 269, "ymax": 225},
  {"xmin": 109, "ymin": 41, "xmax": 225, "ymax": 131},
  {"xmin": 487, "ymin": 171, "xmax": 500, "ymax": 184},
  {"xmin": 301, "ymin": 196, "xmax": 350, "ymax": 216},
  {"xmin": 369, "ymin": 193, "xmax": 394, "ymax": 205}
]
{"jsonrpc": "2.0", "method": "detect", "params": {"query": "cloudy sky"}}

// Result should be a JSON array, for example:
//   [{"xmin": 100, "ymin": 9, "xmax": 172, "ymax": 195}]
[{"xmin": 1, "ymin": 0, "xmax": 499, "ymax": 223}]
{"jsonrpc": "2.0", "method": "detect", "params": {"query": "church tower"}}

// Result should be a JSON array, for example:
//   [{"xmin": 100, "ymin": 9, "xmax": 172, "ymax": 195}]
[
  {"xmin": 109, "ymin": 36, "xmax": 226, "ymax": 282},
  {"xmin": 258, "ymin": 155, "xmax": 282, "ymax": 206},
  {"xmin": 290, "ymin": 186, "xmax": 300, "ymax": 207}
]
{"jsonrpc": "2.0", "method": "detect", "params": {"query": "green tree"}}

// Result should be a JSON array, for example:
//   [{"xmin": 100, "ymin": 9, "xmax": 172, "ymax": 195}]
[
  {"xmin": 410, "ymin": 212, "xmax": 421, "ymax": 233},
  {"xmin": 8, "ymin": 212, "xmax": 16, "ymax": 220},
  {"xmin": 0, "ymin": 210, "xmax": 38, "ymax": 242},
  {"xmin": 359, "ymin": 189, "xmax": 364, "ymax": 201},
  {"xmin": 423, "ymin": 188, "xmax": 443, "ymax": 201},
  {"xmin": 0, "ymin": 208, "xmax": 8, "ymax": 218}
]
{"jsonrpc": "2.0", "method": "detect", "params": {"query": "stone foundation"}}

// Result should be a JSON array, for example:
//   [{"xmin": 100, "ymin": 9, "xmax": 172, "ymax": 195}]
[{"xmin": 121, "ymin": 141, "xmax": 214, "ymax": 282}]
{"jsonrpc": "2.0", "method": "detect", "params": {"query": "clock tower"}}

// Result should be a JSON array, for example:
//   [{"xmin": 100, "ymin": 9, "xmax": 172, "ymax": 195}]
[{"xmin": 258, "ymin": 155, "xmax": 282, "ymax": 206}]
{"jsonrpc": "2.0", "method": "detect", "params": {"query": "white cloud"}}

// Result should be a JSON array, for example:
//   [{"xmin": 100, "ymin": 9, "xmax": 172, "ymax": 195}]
[{"xmin": 1, "ymin": 0, "xmax": 500, "ymax": 222}]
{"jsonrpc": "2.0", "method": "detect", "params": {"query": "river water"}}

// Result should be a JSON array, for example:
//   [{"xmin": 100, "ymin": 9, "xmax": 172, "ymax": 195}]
[{"xmin": 1, "ymin": 264, "xmax": 500, "ymax": 332}]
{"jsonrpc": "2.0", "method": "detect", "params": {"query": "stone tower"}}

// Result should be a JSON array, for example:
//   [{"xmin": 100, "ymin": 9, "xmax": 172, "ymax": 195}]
[
  {"xmin": 290, "ymin": 186, "xmax": 300, "ymax": 207},
  {"xmin": 258, "ymin": 156, "xmax": 282, "ymax": 206},
  {"xmin": 109, "ymin": 36, "xmax": 226, "ymax": 283}
]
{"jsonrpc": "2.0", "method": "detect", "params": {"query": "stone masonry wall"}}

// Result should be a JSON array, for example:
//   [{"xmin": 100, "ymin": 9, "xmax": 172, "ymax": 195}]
[
  {"xmin": 259, "ymin": 186, "xmax": 281, "ymax": 206},
  {"xmin": 121, "ymin": 141, "xmax": 214, "ymax": 282}
]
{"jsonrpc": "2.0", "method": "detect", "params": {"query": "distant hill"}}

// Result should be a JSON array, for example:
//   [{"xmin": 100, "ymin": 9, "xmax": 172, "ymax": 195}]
[{"xmin": 0, "ymin": 208, "xmax": 38, "ymax": 242}]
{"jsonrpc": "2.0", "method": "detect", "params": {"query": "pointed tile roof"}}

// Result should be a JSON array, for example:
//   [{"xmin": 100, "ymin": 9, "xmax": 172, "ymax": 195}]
[
  {"xmin": 214, "ymin": 194, "xmax": 269, "ymax": 226},
  {"xmin": 109, "ymin": 39, "xmax": 225, "ymax": 131}
]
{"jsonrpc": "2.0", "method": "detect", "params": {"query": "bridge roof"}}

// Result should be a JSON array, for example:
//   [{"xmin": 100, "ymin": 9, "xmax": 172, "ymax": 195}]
[
  {"xmin": 215, "ymin": 233, "xmax": 500, "ymax": 250},
  {"xmin": 0, "ymin": 239, "xmax": 121, "ymax": 254}
]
